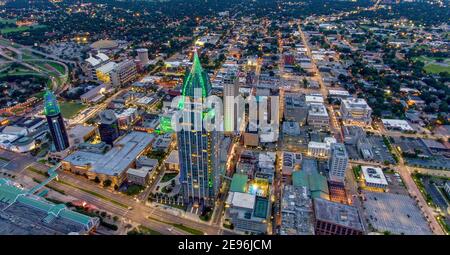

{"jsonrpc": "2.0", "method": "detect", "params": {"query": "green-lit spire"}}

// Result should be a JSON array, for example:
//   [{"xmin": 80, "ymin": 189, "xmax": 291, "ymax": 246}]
[
  {"xmin": 181, "ymin": 51, "xmax": 211, "ymax": 99},
  {"xmin": 43, "ymin": 89, "xmax": 60, "ymax": 116}
]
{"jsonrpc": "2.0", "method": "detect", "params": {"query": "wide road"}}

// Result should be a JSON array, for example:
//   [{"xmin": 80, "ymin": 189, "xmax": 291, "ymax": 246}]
[
  {"xmin": 28, "ymin": 162, "xmax": 233, "ymax": 235},
  {"xmin": 390, "ymin": 148, "xmax": 445, "ymax": 235},
  {"xmin": 297, "ymin": 21, "xmax": 343, "ymax": 142},
  {"xmin": 23, "ymin": 169, "xmax": 187, "ymax": 235}
]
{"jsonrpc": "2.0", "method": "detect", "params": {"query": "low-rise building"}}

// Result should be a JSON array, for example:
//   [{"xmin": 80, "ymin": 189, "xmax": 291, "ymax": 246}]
[
  {"xmin": 62, "ymin": 131, "xmax": 154, "ymax": 187},
  {"xmin": 340, "ymin": 98, "xmax": 372, "ymax": 126},
  {"xmin": 164, "ymin": 150, "xmax": 179, "ymax": 172},
  {"xmin": 225, "ymin": 192, "xmax": 270, "ymax": 234},
  {"xmin": 328, "ymin": 89, "xmax": 350, "ymax": 101},
  {"xmin": 381, "ymin": 119, "xmax": 414, "ymax": 132},
  {"xmin": 307, "ymin": 103, "xmax": 329, "ymax": 129},
  {"xmin": 0, "ymin": 178, "xmax": 99, "ymax": 235},
  {"xmin": 127, "ymin": 166, "xmax": 153, "ymax": 186},
  {"xmin": 307, "ymin": 137, "xmax": 336, "ymax": 158},
  {"xmin": 280, "ymin": 185, "xmax": 314, "ymax": 235},
  {"xmin": 282, "ymin": 152, "xmax": 302, "ymax": 177},
  {"xmin": 361, "ymin": 166, "xmax": 388, "ymax": 190}
]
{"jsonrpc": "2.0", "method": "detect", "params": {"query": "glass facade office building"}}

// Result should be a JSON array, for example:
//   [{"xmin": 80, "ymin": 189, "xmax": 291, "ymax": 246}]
[
  {"xmin": 44, "ymin": 90, "xmax": 70, "ymax": 152},
  {"xmin": 177, "ymin": 52, "xmax": 221, "ymax": 208}
]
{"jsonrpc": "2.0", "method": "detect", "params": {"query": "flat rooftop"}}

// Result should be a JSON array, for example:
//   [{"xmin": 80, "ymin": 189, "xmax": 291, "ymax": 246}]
[
  {"xmin": 64, "ymin": 131, "xmax": 154, "ymax": 176},
  {"xmin": 381, "ymin": 119, "xmax": 413, "ymax": 131},
  {"xmin": 331, "ymin": 143, "xmax": 348, "ymax": 157},
  {"xmin": 308, "ymin": 103, "xmax": 328, "ymax": 117},
  {"xmin": 361, "ymin": 166, "xmax": 388, "ymax": 186},
  {"xmin": 127, "ymin": 166, "xmax": 152, "ymax": 178},
  {"xmin": 230, "ymin": 174, "xmax": 248, "ymax": 193},
  {"xmin": 342, "ymin": 98, "xmax": 371, "ymax": 110},
  {"xmin": 328, "ymin": 89, "xmax": 350, "ymax": 96},
  {"xmin": 305, "ymin": 95, "xmax": 324, "ymax": 104},
  {"xmin": 280, "ymin": 185, "xmax": 314, "ymax": 235},
  {"xmin": 227, "ymin": 191, "xmax": 255, "ymax": 210},
  {"xmin": 313, "ymin": 198, "xmax": 364, "ymax": 232}
]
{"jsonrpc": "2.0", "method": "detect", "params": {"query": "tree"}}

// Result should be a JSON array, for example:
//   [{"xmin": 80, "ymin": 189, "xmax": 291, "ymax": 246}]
[
  {"xmin": 302, "ymin": 78, "xmax": 309, "ymax": 88},
  {"xmin": 94, "ymin": 176, "xmax": 100, "ymax": 183},
  {"xmin": 103, "ymin": 179, "xmax": 112, "ymax": 187}
]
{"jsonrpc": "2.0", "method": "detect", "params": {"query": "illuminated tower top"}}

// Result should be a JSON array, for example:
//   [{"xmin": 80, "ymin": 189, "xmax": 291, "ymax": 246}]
[
  {"xmin": 181, "ymin": 51, "xmax": 211, "ymax": 98},
  {"xmin": 43, "ymin": 90, "xmax": 60, "ymax": 116}
]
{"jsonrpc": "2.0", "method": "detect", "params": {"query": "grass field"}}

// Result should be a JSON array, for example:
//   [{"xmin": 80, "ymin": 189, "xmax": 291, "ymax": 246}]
[
  {"xmin": 59, "ymin": 101, "xmax": 86, "ymax": 119},
  {"xmin": 413, "ymin": 56, "xmax": 450, "ymax": 74},
  {"xmin": 0, "ymin": 24, "xmax": 46, "ymax": 34},
  {"xmin": 0, "ymin": 18, "xmax": 15, "ymax": 24},
  {"xmin": 424, "ymin": 64, "xmax": 450, "ymax": 74},
  {"xmin": 127, "ymin": 225, "xmax": 162, "ymax": 235},
  {"xmin": 148, "ymin": 216, "xmax": 204, "ymax": 235},
  {"xmin": 48, "ymin": 62, "xmax": 66, "ymax": 74}
]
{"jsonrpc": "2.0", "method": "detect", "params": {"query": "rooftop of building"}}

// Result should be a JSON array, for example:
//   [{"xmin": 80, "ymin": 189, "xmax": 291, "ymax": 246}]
[
  {"xmin": 127, "ymin": 166, "xmax": 153, "ymax": 178},
  {"xmin": 282, "ymin": 121, "xmax": 301, "ymax": 136},
  {"xmin": 331, "ymin": 143, "xmax": 348, "ymax": 157},
  {"xmin": 308, "ymin": 103, "xmax": 328, "ymax": 117},
  {"xmin": 341, "ymin": 97, "xmax": 371, "ymax": 110},
  {"xmin": 230, "ymin": 174, "xmax": 248, "ymax": 193},
  {"xmin": 305, "ymin": 95, "xmax": 324, "ymax": 104},
  {"xmin": 280, "ymin": 185, "xmax": 314, "ymax": 235},
  {"xmin": 328, "ymin": 89, "xmax": 350, "ymax": 96},
  {"xmin": 180, "ymin": 51, "xmax": 211, "ymax": 99},
  {"xmin": 43, "ymin": 90, "xmax": 60, "ymax": 116},
  {"xmin": 64, "ymin": 131, "xmax": 154, "ymax": 176},
  {"xmin": 361, "ymin": 166, "xmax": 388, "ymax": 186},
  {"xmin": 0, "ymin": 178, "xmax": 98, "ymax": 235},
  {"xmin": 313, "ymin": 198, "xmax": 364, "ymax": 232},
  {"xmin": 90, "ymin": 39, "xmax": 118, "ymax": 49},
  {"xmin": 282, "ymin": 151, "xmax": 302, "ymax": 168},
  {"xmin": 292, "ymin": 170, "xmax": 329, "ymax": 200},
  {"xmin": 96, "ymin": 61, "xmax": 117, "ymax": 74},
  {"xmin": 165, "ymin": 150, "xmax": 179, "ymax": 165},
  {"xmin": 381, "ymin": 119, "xmax": 414, "ymax": 131},
  {"xmin": 253, "ymin": 196, "xmax": 269, "ymax": 219},
  {"xmin": 85, "ymin": 52, "xmax": 109, "ymax": 66},
  {"xmin": 226, "ymin": 191, "xmax": 255, "ymax": 210},
  {"xmin": 68, "ymin": 125, "xmax": 96, "ymax": 139},
  {"xmin": 136, "ymin": 156, "xmax": 159, "ymax": 168},
  {"xmin": 14, "ymin": 117, "xmax": 45, "ymax": 129},
  {"xmin": 99, "ymin": 109, "xmax": 118, "ymax": 124}
]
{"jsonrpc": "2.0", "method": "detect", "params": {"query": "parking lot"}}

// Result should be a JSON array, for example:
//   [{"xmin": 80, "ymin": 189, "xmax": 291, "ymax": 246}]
[
  {"xmin": 0, "ymin": 149, "xmax": 35, "ymax": 173},
  {"xmin": 363, "ymin": 191, "xmax": 432, "ymax": 235},
  {"xmin": 345, "ymin": 136, "xmax": 396, "ymax": 164},
  {"xmin": 385, "ymin": 172, "xmax": 409, "ymax": 195}
]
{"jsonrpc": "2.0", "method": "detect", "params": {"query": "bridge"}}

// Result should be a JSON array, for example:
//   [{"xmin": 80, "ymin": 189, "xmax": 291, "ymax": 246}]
[{"xmin": 27, "ymin": 163, "xmax": 61, "ymax": 195}]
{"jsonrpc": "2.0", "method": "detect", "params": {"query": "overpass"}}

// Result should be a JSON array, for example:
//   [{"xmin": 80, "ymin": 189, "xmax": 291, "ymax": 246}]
[{"xmin": 27, "ymin": 163, "xmax": 61, "ymax": 195}]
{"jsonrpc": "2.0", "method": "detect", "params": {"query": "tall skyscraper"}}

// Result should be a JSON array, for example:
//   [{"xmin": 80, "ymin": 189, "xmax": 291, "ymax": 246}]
[
  {"xmin": 98, "ymin": 109, "xmax": 120, "ymax": 146},
  {"xmin": 44, "ymin": 90, "xmax": 70, "ymax": 152},
  {"xmin": 223, "ymin": 69, "xmax": 239, "ymax": 132},
  {"xmin": 328, "ymin": 143, "xmax": 349, "ymax": 183},
  {"xmin": 177, "ymin": 52, "xmax": 220, "ymax": 208}
]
